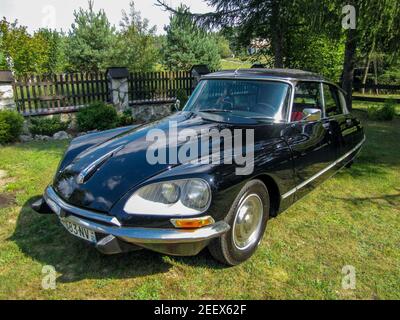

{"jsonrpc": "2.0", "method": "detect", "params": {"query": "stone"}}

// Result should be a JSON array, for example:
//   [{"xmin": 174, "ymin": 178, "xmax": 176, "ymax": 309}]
[
  {"xmin": 0, "ymin": 84, "xmax": 16, "ymax": 110},
  {"xmin": 34, "ymin": 135, "xmax": 51, "ymax": 141},
  {"xmin": 53, "ymin": 131, "xmax": 71, "ymax": 140},
  {"xmin": 19, "ymin": 134, "xmax": 33, "ymax": 143}
]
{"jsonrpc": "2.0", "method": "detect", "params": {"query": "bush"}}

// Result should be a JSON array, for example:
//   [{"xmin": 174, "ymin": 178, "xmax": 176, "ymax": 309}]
[
  {"xmin": 176, "ymin": 88, "xmax": 188, "ymax": 109},
  {"xmin": 0, "ymin": 110, "xmax": 24, "ymax": 144},
  {"xmin": 77, "ymin": 102, "xmax": 118, "ymax": 131},
  {"xmin": 367, "ymin": 99, "xmax": 397, "ymax": 121},
  {"xmin": 29, "ymin": 116, "xmax": 69, "ymax": 136},
  {"xmin": 118, "ymin": 109, "xmax": 136, "ymax": 126}
]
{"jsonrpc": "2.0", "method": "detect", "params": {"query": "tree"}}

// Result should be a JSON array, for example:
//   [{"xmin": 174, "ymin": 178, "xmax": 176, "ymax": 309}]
[
  {"xmin": 286, "ymin": 32, "xmax": 345, "ymax": 82},
  {"xmin": 0, "ymin": 18, "xmax": 48, "ymax": 75},
  {"xmin": 112, "ymin": 1, "xmax": 158, "ymax": 71},
  {"xmin": 34, "ymin": 28, "xmax": 68, "ymax": 74},
  {"xmin": 157, "ymin": 0, "xmax": 299, "ymax": 68},
  {"xmin": 161, "ymin": 5, "xmax": 221, "ymax": 71},
  {"xmin": 67, "ymin": 0, "xmax": 117, "ymax": 72},
  {"xmin": 214, "ymin": 34, "xmax": 232, "ymax": 58}
]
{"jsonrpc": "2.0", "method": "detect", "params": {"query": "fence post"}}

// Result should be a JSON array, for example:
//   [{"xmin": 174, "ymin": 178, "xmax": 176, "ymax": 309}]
[
  {"xmin": 0, "ymin": 71, "xmax": 16, "ymax": 111},
  {"xmin": 106, "ymin": 67, "xmax": 129, "ymax": 112},
  {"xmin": 190, "ymin": 65, "xmax": 211, "ymax": 89}
]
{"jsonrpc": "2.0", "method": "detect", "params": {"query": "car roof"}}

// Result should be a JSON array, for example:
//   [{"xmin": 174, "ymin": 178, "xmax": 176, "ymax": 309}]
[{"xmin": 204, "ymin": 68, "xmax": 327, "ymax": 82}]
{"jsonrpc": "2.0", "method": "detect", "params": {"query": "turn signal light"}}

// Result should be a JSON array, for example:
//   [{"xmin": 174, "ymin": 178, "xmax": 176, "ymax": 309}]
[{"xmin": 170, "ymin": 216, "xmax": 215, "ymax": 229}]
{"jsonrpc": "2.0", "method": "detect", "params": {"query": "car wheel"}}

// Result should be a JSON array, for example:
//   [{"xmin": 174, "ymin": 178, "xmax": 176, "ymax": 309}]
[{"xmin": 208, "ymin": 179, "xmax": 270, "ymax": 266}]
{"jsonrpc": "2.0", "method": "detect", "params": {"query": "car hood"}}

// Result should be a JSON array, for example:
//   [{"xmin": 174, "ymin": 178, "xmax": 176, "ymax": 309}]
[{"xmin": 53, "ymin": 111, "xmax": 263, "ymax": 212}]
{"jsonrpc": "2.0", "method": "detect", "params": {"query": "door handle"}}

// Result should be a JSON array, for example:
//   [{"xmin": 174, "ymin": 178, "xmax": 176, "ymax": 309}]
[{"xmin": 322, "ymin": 122, "xmax": 330, "ymax": 129}]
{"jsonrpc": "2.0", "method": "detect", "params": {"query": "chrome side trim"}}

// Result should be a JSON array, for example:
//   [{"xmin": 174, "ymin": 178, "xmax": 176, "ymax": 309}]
[
  {"xmin": 59, "ymin": 213, "xmax": 230, "ymax": 244},
  {"xmin": 76, "ymin": 145, "xmax": 124, "ymax": 184},
  {"xmin": 282, "ymin": 136, "xmax": 366, "ymax": 199},
  {"xmin": 44, "ymin": 187, "xmax": 122, "ymax": 227}
]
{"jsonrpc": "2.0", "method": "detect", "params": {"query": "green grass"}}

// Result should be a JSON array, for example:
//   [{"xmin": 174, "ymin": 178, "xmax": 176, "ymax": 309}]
[
  {"xmin": 220, "ymin": 58, "xmax": 252, "ymax": 70},
  {"xmin": 0, "ymin": 105, "xmax": 399, "ymax": 299},
  {"xmin": 352, "ymin": 99, "xmax": 400, "ymax": 115}
]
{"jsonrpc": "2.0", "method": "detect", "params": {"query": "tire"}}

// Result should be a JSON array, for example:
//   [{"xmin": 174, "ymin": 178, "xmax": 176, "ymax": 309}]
[{"xmin": 208, "ymin": 179, "xmax": 270, "ymax": 266}]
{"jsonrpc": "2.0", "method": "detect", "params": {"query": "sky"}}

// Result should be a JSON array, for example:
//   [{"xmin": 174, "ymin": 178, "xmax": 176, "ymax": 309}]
[{"xmin": 0, "ymin": 0, "xmax": 213, "ymax": 34}]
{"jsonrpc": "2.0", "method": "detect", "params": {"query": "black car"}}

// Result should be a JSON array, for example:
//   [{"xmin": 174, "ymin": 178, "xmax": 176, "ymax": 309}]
[{"xmin": 33, "ymin": 69, "xmax": 365, "ymax": 265}]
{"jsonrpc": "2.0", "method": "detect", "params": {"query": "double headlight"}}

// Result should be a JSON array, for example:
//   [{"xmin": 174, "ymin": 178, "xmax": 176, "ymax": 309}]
[{"xmin": 123, "ymin": 179, "xmax": 211, "ymax": 215}]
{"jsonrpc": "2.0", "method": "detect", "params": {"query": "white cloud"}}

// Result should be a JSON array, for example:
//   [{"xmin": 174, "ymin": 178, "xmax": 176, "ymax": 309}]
[{"xmin": 0, "ymin": 0, "xmax": 214, "ymax": 34}]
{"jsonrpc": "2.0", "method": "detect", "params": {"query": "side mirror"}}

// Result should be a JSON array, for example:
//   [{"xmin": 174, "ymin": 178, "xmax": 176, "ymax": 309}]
[
  {"xmin": 174, "ymin": 99, "xmax": 181, "ymax": 111},
  {"xmin": 302, "ymin": 108, "xmax": 322, "ymax": 121}
]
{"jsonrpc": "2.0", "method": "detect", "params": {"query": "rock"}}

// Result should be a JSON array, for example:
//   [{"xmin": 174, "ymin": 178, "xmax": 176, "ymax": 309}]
[
  {"xmin": 19, "ymin": 134, "xmax": 33, "ymax": 143},
  {"xmin": 77, "ymin": 132, "xmax": 87, "ymax": 137},
  {"xmin": 34, "ymin": 135, "xmax": 51, "ymax": 141},
  {"xmin": 53, "ymin": 131, "xmax": 71, "ymax": 140}
]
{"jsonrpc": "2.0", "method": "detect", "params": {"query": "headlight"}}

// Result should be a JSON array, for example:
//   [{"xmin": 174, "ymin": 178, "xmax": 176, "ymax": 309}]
[
  {"xmin": 161, "ymin": 182, "xmax": 180, "ymax": 204},
  {"xmin": 123, "ymin": 179, "xmax": 211, "ymax": 215}
]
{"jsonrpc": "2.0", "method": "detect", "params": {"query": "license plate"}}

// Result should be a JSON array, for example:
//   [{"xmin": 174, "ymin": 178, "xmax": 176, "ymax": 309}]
[{"xmin": 60, "ymin": 218, "xmax": 97, "ymax": 243}]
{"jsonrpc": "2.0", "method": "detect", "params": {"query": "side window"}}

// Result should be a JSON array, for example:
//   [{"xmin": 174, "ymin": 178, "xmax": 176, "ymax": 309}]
[
  {"xmin": 323, "ymin": 84, "xmax": 342, "ymax": 117},
  {"xmin": 292, "ymin": 82, "xmax": 323, "ymax": 121}
]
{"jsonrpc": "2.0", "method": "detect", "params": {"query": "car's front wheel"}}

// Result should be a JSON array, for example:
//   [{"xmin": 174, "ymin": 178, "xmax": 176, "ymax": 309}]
[{"xmin": 208, "ymin": 179, "xmax": 270, "ymax": 266}]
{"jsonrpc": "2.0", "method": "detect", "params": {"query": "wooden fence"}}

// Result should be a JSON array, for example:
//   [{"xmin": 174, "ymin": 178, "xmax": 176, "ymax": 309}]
[
  {"xmin": 13, "ymin": 71, "xmax": 195, "ymax": 116},
  {"xmin": 128, "ymin": 71, "xmax": 194, "ymax": 105},
  {"xmin": 13, "ymin": 73, "xmax": 108, "ymax": 116},
  {"xmin": 353, "ymin": 84, "xmax": 400, "ymax": 103}
]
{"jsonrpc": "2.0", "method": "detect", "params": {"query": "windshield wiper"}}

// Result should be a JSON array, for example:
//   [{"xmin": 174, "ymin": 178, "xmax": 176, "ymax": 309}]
[
  {"xmin": 247, "ymin": 115, "xmax": 274, "ymax": 120},
  {"xmin": 198, "ymin": 108, "xmax": 233, "ymax": 114}
]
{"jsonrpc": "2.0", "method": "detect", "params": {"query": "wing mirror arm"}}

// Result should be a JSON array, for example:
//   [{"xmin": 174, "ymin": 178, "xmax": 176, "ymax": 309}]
[{"xmin": 302, "ymin": 108, "xmax": 322, "ymax": 121}]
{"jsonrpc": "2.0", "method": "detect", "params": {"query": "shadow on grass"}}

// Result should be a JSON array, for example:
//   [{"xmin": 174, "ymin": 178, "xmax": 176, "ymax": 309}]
[
  {"xmin": 333, "ymin": 188, "xmax": 400, "ymax": 207},
  {"xmin": 10, "ymin": 197, "xmax": 224, "ymax": 283}
]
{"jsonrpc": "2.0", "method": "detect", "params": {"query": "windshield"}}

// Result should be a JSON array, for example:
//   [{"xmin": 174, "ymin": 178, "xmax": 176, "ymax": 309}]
[{"xmin": 184, "ymin": 79, "xmax": 291, "ymax": 120}]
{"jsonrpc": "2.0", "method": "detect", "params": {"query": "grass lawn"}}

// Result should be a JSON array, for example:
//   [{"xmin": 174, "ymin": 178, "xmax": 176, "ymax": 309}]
[
  {"xmin": 220, "ymin": 58, "xmax": 252, "ymax": 70},
  {"xmin": 351, "ymin": 99, "xmax": 400, "ymax": 115},
  {"xmin": 0, "ymin": 104, "xmax": 399, "ymax": 299}
]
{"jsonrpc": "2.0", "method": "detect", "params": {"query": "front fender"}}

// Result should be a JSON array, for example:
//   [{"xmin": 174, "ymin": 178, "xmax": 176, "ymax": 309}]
[{"xmin": 57, "ymin": 125, "xmax": 140, "ymax": 173}]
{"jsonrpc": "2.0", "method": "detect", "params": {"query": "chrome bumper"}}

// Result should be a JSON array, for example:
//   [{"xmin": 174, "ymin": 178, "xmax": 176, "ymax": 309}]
[{"xmin": 42, "ymin": 187, "xmax": 230, "ymax": 256}]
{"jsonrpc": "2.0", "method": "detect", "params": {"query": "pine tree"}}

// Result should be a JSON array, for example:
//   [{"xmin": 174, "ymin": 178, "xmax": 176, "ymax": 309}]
[
  {"xmin": 67, "ymin": 0, "xmax": 116, "ymax": 72},
  {"xmin": 162, "ymin": 5, "xmax": 220, "ymax": 71}
]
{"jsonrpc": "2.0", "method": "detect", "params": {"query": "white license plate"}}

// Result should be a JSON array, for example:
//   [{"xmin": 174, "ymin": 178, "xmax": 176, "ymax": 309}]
[{"xmin": 60, "ymin": 218, "xmax": 97, "ymax": 243}]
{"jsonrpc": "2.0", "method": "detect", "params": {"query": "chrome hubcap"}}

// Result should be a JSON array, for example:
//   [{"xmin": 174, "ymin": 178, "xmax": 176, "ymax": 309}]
[{"xmin": 232, "ymin": 194, "xmax": 263, "ymax": 250}]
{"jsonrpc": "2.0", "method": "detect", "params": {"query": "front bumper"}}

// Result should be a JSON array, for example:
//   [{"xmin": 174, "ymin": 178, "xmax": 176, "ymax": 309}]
[{"xmin": 35, "ymin": 186, "xmax": 230, "ymax": 256}]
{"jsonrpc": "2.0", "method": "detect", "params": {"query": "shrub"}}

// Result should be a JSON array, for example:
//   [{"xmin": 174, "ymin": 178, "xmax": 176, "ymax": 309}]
[
  {"xmin": 77, "ymin": 102, "xmax": 118, "ymax": 131},
  {"xmin": 118, "ymin": 109, "xmax": 136, "ymax": 126},
  {"xmin": 0, "ymin": 110, "xmax": 24, "ymax": 144},
  {"xmin": 367, "ymin": 99, "xmax": 396, "ymax": 121},
  {"xmin": 29, "ymin": 116, "xmax": 70, "ymax": 136},
  {"xmin": 176, "ymin": 88, "xmax": 188, "ymax": 109}
]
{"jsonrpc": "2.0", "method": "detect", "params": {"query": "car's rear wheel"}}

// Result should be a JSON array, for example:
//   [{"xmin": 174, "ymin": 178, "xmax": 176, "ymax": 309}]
[{"xmin": 208, "ymin": 179, "xmax": 270, "ymax": 266}]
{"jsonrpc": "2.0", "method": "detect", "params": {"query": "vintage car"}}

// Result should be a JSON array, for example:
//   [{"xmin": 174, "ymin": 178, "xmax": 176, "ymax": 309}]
[{"xmin": 32, "ymin": 69, "xmax": 365, "ymax": 265}]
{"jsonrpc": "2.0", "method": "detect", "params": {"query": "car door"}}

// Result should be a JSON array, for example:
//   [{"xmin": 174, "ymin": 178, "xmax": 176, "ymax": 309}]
[
  {"xmin": 322, "ymin": 83, "xmax": 361, "ymax": 159},
  {"xmin": 283, "ymin": 81, "xmax": 337, "ymax": 200}
]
